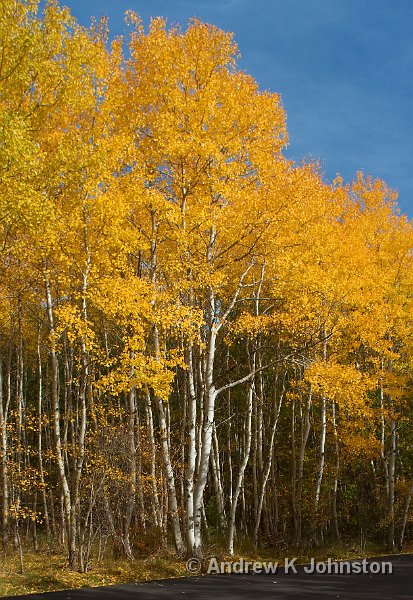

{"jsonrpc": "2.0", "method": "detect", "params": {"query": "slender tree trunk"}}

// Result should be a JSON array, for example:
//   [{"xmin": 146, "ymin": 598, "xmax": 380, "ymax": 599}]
[
  {"xmin": 331, "ymin": 400, "xmax": 340, "ymax": 542},
  {"xmin": 400, "ymin": 481, "xmax": 413, "ymax": 549},
  {"xmin": 211, "ymin": 426, "xmax": 225, "ymax": 528},
  {"xmin": 124, "ymin": 385, "xmax": 137, "ymax": 559},
  {"xmin": 14, "ymin": 302, "xmax": 23, "ymax": 551},
  {"xmin": 387, "ymin": 411, "xmax": 396, "ymax": 551},
  {"xmin": 228, "ymin": 372, "xmax": 254, "ymax": 555},
  {"xmin": 291, "ymin": 393, "xmax": 298, "ymax": 542},
  {"xmin": 227, "ymin": 387, "xmax": 233, "ymax": 508},
  {"xmin": 149, "ymin": 209, "xmax": 185, "ymax": 554},
  {"xmin": 145, "ymin": 391, "xmax": 161, "ymax": 528},
  {"xmin": 315, "ymin": 330, "xmax": 328, "ymax": 509},
  {"xmin": 185, "ymin": 345, "xmax": 197, "ymax": 554},
  {"xmin": 296, "ymin": 384, "xmax": 312, "ymax": 544},
  {"xmin": 380, "ymin": 356, "xmax": 396, "ymax": 552},
  {"xmin": 254, "ymin": 377, "xmax": 285, "ymax": 548},
  {"xmin": 156, "ymin": 391, "xmax": 185, "ymax": 554},
  {"xmin": 136, "ymin": 409, "xmax": 146, "ymax": 532},
  {"xmin": 193, "ymin": 309, "xmax": 217, "ymax": 555},
  {"xmin": 0, "ymin": 353, "xmax": 9, "ymax": 553},
  {"xmin": 45, "ymin": 271, "xmax": 75, "ymax": 568},
  {"xmin": 37, "ymin": 328, "xmax": 51, "ymax": 543},
  {"xmin": 253, "ymin": 381, "xmax": 283, "ymax": 547}
]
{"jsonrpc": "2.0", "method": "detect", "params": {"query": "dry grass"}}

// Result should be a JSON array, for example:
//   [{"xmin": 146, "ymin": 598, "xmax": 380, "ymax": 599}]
[{"xmin": 0, "ymin": 548, "xmax": 187, "ymax": 598}]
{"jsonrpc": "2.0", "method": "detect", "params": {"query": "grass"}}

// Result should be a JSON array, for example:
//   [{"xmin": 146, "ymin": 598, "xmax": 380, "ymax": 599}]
[{"xmin": 1, "ymin": 540, "xmax": 412, "ymax": 598}]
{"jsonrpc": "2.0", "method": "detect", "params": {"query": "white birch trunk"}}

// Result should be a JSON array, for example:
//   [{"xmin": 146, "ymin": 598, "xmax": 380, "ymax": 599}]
[
  {"xmin": 145, "ymin": 391, "xmax": 162, "ymax": 528},
  {"xmin": 37, "ymin": 329, "xmax": 51, "ymax": 542},
  {"xmin": 45, "ymin": 271, "xmax": 75, "ymax": 568},
  {"xmin": 156, "ymin": 391, "xmax": 186, "ymax": 555},
  {"xmin": 315, "ymin": 330, "xmax": 328, "ymax": 508},
  {"xmin": 0, "ymin": 352, "xmax": 9, "ymax": 552},
  {"xmin": 185, "ymin": 345, "xmax": 197, "ymax": 553},
  {"xmin": 192, "ymin": 325, "xmax": 217, "ymax": 554}
]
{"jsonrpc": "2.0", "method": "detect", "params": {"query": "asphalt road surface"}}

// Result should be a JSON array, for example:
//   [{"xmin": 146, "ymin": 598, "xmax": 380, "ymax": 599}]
[{"xmin": 6, "ymin": 554, "xmax": 413, "ymax": 600}]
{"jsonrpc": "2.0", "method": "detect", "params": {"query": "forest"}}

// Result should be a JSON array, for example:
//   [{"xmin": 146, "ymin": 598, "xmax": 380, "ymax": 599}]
[{"xmin": 1, "ymin": 0, "xmax": 413, "ymax": 577}]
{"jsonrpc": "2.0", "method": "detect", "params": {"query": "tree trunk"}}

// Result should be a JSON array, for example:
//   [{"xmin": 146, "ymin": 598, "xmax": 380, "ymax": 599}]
[
  {"xmin": 0, "ymin": 353, "xmax": 9, "ymax": 553},
  {"xmin": 37, "ymin": 329, "xmax": 51, "ymax": 543},
  {"xmin": 315, "ymin": 330, "xmax": 328, "ymax": 509},
  {"xmin": 228, "ymin": 373, "xmax": 254, "ymax": 555},
  {"xmin": 45, "ymin": 271, "xmax": 75, "ymax": 568},
  {"xmin": 185, "ymin": 345, "xmax": 197, "ymax": 554},
  {"xmin": 400, "ymin": 481, "xmax": 413, "ymax": 549}
]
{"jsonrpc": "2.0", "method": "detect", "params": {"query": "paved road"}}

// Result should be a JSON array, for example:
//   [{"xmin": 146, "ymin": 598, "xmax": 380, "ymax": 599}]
[{"xmin": 6, "ymin": 554, "xmax": 413, "ymax": 599}]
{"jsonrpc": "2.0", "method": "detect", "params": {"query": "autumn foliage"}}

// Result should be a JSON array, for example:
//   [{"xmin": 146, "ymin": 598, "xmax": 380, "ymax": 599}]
[{"xmin": 1, "ymin": 0, "xmax": 413, "ymax": 573}]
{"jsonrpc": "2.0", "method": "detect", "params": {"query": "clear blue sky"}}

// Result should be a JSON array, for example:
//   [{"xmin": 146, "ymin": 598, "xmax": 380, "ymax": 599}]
[{"xmin": 57, "ymin": 0, "xmax": 413, "ymax": 216}]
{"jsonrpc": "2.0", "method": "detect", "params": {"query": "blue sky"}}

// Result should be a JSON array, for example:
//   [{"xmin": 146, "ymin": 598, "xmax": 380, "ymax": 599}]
[{"xmin": 59, "ymin": 0, "xmax": 413, "ymax": 216}]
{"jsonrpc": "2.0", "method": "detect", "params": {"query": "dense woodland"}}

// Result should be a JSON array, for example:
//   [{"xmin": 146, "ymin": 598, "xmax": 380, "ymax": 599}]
[{"xmin": 1, "ymin": 0, "xmax": 413, "ymax": 573}]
